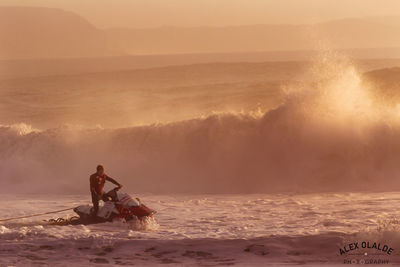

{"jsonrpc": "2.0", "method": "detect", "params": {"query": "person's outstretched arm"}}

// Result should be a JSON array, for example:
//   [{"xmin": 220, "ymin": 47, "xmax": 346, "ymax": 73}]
[{"xmin": 106, "ymin": 175, "xmax": 122, "ymax": 188}]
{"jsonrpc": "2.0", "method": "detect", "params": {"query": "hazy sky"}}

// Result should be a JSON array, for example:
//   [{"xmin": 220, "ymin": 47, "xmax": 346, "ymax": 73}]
[{"xmin": 0, "ymin": 0, "xmax": 400, "ymax": 28}]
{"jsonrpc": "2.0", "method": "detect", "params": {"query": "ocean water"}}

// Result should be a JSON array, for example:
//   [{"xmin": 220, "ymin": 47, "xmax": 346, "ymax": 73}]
[
  {"xmin": 2, "ymin": 55, "xmax": 400, "ymax": 266},
  {"xmin": 1, "ymin": 192, "xmax": 400, "ymax": 266},
  {"xmin": 3, "ymin": 58, "xmax": 400, "ymax": 196}
]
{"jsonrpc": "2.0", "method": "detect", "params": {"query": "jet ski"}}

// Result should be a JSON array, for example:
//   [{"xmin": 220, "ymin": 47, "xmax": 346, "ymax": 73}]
[{"xmin": 48, "ymin": 187, "xmax": 156, "ymax": 225}]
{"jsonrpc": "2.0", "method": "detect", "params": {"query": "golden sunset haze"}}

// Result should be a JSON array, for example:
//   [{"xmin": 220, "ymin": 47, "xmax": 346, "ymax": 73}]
[{"xmin": 1, "ymin": 0, "xmax": 400, "ymax": 28}]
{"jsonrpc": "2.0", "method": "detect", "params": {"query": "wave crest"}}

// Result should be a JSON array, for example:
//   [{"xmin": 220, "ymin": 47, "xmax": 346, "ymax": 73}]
[{"xmin": 2, "ymin": 55, "xmax": 400, "ymax": 193}]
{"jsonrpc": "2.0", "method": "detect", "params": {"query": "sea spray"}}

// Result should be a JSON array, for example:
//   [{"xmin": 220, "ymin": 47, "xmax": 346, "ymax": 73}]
[{"xmin": 1, "ymin": 54, "xmax": 400, "ymax": 193}]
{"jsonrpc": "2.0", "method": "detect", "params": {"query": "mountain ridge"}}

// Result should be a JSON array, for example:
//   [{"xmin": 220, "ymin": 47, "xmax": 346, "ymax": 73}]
[{"xmin": 1, "ymin": 6, "xmax": 400, "ymax": 59}]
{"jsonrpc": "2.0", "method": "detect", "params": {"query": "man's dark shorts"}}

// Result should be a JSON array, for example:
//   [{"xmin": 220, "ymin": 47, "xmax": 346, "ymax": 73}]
[{"xmin": 91, "ymin": 191, "xmax": 111, "ymax": 215}]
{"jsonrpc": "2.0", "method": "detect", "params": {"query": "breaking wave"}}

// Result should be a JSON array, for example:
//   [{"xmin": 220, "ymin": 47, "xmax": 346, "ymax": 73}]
[{"xmin": 1, "ymin": 54, "xmax": 400, "ymax": 193}]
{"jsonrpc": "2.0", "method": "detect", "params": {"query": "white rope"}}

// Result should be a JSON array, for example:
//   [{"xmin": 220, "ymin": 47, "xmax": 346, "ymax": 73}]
[{"xmin": 0, "ymin": 207, "xmax": 73, "ymax": 222}]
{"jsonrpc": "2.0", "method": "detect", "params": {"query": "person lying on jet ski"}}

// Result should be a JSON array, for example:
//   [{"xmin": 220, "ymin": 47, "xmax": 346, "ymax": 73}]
[{"xmin": 90, "ymin": 165, "xmax": 122, "ymax": 216}]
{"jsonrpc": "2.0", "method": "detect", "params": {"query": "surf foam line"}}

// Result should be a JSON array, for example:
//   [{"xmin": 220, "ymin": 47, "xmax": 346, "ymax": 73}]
[{"xmin": 0, "ymin": 106, "xmax": 399, "ymax": 194}]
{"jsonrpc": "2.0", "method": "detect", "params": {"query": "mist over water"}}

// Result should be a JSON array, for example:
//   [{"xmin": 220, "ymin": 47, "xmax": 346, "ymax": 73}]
[
  {"xmin": 3, "ymin": 4, "xmax": 400, "ymax": 267},
  {"xmin": 1, "ymin": 54, "xmax": 400, "ymax": 194}
]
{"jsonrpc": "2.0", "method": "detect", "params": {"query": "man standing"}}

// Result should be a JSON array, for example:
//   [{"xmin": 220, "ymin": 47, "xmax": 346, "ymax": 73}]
[{"xmin": 90, "ymin": 165, "xmax": 122, "ymax": 216}]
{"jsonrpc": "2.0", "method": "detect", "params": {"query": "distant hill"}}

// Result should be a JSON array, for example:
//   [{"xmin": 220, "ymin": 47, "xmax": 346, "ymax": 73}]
[
  {"xmin": 107, "ymin": 17, "xmax": 400, "ymax": 55},
  {"xmin": 1, "ymin": 6, "xmax": 400, "ymax": 60},
  {"xmin": 315, "ymin": 17, "xmax": 400, "ymax": 49},
  {"xmin": 105, "ymin": 24, "xmax": 313, "ymax": 55},
  {"xmin": 0, "ymin": 6, "xmax": 121, "ymax": 59}
]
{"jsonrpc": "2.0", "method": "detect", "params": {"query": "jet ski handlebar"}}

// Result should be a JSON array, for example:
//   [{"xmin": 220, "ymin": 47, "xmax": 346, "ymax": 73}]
[
  {"xmin": 107, "ymin": 186, "xmax": 121, "ymax": 193},
  {"xmin": 104, "ymin": 187, "xmax": 121, "ymax": 202}
]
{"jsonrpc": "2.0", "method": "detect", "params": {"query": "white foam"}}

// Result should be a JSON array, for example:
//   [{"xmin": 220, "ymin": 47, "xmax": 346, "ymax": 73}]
[{"xmin": 0, "ymin": 193, "xmax": 400, "ymax": 265}]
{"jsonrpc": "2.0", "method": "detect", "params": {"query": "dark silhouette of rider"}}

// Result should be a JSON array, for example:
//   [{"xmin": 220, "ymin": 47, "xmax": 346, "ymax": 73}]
[{"xmin": 90, "ymin": 165, "xmax": 122, "ymax": 216}]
